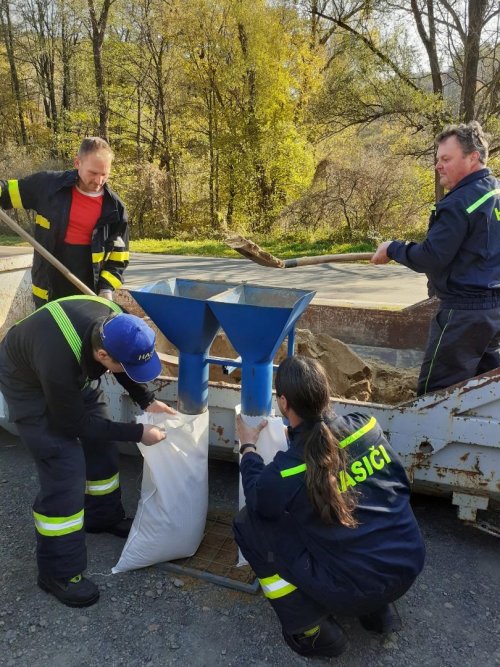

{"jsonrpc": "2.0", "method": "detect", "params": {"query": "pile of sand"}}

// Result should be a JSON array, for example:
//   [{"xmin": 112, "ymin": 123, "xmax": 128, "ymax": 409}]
[{"xmin": 156, "ymin": 328, "xmax": 419, "ymax": 406}]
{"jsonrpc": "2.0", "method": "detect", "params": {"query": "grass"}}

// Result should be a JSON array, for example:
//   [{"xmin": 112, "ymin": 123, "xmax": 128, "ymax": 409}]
[
  {"xmin": 129, "ymin": 237, "xmax": 374, "ymax": 259},
  {"xmin": 0, "ymin": 234, "xmax": 30, "ymax": 246},
  {"xmin": 0, "ymin": 234, "xmax": 375, "ymax": 259}
]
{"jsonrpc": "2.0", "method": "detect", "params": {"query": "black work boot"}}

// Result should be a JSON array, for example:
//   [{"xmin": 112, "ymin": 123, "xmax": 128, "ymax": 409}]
[
  {"xmin": 359, "ymin": 603, "xmax": 402, "ymax": 634},
  {"xmin": 86, "ymin": 517, "xmax": 133, "ymax": 538},
  {"xmin": 283, "ymin": 617, "xmax": 347, "ymax": 658},
  {"xmin": 37, "ymin": 573, "xmax": 100, "ymax": 608}
]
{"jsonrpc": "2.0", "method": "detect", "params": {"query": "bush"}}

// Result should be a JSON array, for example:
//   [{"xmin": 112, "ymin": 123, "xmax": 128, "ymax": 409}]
[{"xmin": 278, "ymin": 146, "xmax": 434, "ymax": 244}]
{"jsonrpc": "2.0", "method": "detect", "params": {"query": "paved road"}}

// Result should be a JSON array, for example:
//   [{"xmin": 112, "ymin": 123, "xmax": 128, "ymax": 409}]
[
  {"xmin": 126, "ymin": 253, "xmax": 428, "ymax": 307},
  {"xmin": 0, "ymin": 247, "xmax": 428, "ymax": 306},
  {"xmin": 0, "ymin": 429, "xmax": 499, "ymax": 667}
]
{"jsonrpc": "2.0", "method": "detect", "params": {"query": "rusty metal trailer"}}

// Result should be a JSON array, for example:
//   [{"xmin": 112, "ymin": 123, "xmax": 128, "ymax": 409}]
[{"xmin": 0, "ymin": 250, "xmax": 499, "ymax": 528}]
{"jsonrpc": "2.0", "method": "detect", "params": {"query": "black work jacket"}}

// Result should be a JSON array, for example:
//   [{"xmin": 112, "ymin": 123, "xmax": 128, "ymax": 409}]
[
  {"xmin": 240, "ymin": 412, "xmax": 425, "ymax": 606},
  {"xmin": 388, "ymin": 169, "xmax": 500, "ymax": 309},
  {"xmin": 0, "ymin": 170, "xmax": 129, "ymax": 307},
  {"xmin": 0, "ymin": 296, "xmax": 154, "ymax": 442}
]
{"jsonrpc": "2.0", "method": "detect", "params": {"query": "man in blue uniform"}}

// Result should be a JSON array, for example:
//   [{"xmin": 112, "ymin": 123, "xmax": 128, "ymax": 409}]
[
  {"xmin": 372, "ymin": 121, "xmax": 500, "ymax": 394},
  {"xmin": 0, "ymin": 295, "xmax": 175, "ymax": 607}
]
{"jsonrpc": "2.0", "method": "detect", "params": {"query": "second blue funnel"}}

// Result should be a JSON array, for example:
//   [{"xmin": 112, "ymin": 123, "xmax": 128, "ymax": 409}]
[{"xmin": 208, "ymin": 284, "xmax": 315, "ymax": 415}]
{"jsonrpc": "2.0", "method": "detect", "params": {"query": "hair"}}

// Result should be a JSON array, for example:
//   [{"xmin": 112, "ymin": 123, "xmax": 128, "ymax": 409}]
[
  {"xmin": 275, "ymin": 356, "xmax": 358, "ymax": 527},
  {"xmin": 435, "ymin": 121, "xmax": 489, "ymax": 164},
  {"xmin": 90, "ymin": 315, "xmax": 117, "ymax": 360},
  {"xmin": 78, "ymin": 136, "xmax": 114, "ymax": 160}
]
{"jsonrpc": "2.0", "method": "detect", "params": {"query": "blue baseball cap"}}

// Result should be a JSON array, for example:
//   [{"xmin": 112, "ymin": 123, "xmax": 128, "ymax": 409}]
[{"xmin": 101, "ymin": 314, "xmax": 162, "ymax": 383}]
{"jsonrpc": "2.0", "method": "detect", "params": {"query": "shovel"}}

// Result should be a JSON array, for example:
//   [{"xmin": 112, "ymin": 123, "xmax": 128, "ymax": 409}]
[
  {"xmin": 0, "ymin": 208, "xmax": 96, "ymax": 296},
  {"xmin": 225, "ymin": 234, "xmax": 373, "ymax": 268}
]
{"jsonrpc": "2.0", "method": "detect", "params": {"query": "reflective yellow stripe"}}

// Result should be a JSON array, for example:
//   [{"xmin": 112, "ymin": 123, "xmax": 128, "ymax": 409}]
[
  {"xmin": 259, "ymin": 574, "xmax": 297, "ymax": 599},
  {"xmin": 339, "ymin": 416, "xmax": 377, "ymax": 449},
  {"xmin": 466, "ymin": 189, "xmax": 500, "ymax": 214},
  {"xmin": 100, "ymin": 270, "xmax": 122, "ymax": 289},
  {"xmin": 92, "ymin": 252, "xmax": 105, "ymax": 263},
  {"xmin": 32, "ymin": 284, "xmax": 48, "ymax": 301},
  {"xmin": 53, "ymin": 295, "xmax": 122, "ymax": 312},
  {"xmin": 8, "ymin": 180, "xmax": 22, "ymax": 208},
  {"xmin": 45, "ymin": 301, "xmax": 82, "ymax": 362},
  {"xmin": 33, "ymin": 509, "xmax": 84, "ymax": 537},
  {"xmin": 35, "ymin": 214, "xmax": 50, "ymax": 229},
  {"xmin": 108, "ymin": 251, "xmax": 129, "ymax": 262},
  {"xmin": 280, "ymin": 463, "xmax": 307, "ymax": 478},
  {"xmin": 86, "ymin": 472, "xmax": 119, "ymax": 496}
]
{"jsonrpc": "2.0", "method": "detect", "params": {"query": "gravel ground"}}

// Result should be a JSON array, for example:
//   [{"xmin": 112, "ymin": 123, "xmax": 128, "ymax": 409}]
[{"xmin": 1, "ymin": 429, "xmax": 499, "ymax": 667}]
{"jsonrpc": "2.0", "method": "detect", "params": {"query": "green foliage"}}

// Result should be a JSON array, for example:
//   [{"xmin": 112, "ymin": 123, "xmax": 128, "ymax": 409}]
[
  {"xmin": 0, "ymin": 235, "xmax": 30, "ymax": 246},
  {"xmin": 0, "ymin": 0, "xmax": 498, "ymax": 245},
  {"xmin": 278, "ymin": 129, "xmax": 434, "ymax": 243},
  {"xmin": 129, "ymin": 235, "xmax": 375, "ymax": 258}
]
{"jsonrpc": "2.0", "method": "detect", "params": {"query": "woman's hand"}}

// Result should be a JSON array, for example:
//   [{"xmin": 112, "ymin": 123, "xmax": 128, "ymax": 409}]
[
  {"xmin": 145, "ymin": 399, "xmax": 177, "ymax": 415},
  {"xmin": 236, "ymin": 414, "xmax": 268, "ymax": 445},
  {"xmin": 140, "ymin": 424, "xmax": 166, "ymax": 446}
]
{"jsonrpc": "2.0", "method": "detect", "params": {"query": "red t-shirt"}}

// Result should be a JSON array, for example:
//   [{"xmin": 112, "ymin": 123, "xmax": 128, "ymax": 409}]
[{"xmin": 64, "ymin": 186, "xmax": 104, "ymax": 244}]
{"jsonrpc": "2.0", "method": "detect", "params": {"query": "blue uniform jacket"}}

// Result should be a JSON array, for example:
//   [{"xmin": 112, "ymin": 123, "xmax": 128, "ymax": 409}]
[
  {"xmin": 240, "ymin": 412, "xmax": 425, "ymax": 608},
  {"xmin": 388, "ymin": 169, "xmax": 500, "ymax": 308}
]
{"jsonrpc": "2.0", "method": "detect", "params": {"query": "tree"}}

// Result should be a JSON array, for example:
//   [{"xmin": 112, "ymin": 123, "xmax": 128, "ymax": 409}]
[
  {"xmin": 86, "ymin": 0, "xmax": 115, "ymax": 141},
  {"xmin": 305, "ymin": 0, "xmax": 499, "ymax": 198},
  {"xmin": 0, "ymin": 0, "xmax": 27, "ymax": 144}
]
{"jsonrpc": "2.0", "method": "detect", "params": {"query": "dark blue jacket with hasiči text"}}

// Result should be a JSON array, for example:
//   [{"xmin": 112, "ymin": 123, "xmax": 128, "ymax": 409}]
[{"xmin": 240, "ymin": 412, "xmax": 425, "ymax": 608}]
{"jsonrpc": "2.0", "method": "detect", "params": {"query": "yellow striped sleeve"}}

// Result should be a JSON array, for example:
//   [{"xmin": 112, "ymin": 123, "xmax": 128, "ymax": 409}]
[
  {"xmin": 108, "ymin": 251, "xmax": 129, "ymax": 262},
  {"xmin": 100, "ymin": 270, "xmax": 122, "ymax": 289},
  {"xmin": 92, "ymin": 252, "xmax": 105, "ymax": 263},
  {"xmin": 8, "ymin": 180, "xmax": 22, "ymax": 208}
]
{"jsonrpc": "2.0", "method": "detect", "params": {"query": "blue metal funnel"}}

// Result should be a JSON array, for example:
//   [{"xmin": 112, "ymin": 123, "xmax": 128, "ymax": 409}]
[
  {"xmin": 130, "ymin": 279, "xmax": 236, "ymax": 414},
  {"xmin": 208, "ymin": 284, "xmax": 315, "ymax": 415}
]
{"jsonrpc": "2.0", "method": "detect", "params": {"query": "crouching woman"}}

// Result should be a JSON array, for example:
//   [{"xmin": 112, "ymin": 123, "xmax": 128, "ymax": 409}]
[{"xmin": 233, "ymin": 356, "xmax": 425, "ymax": 659}]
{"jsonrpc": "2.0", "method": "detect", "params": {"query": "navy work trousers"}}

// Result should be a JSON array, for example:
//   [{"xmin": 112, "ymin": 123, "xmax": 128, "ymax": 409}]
[
  {"xmin": 15, "ymin": 386, "xmax": 124, "ymax": 580},
  {"xmin": 418, "ymin": 306, "xmax": 500, "ymax": 395},
  {"xmin": 233, "ymin": 507, "xmax": 411, "ymax": 635}
]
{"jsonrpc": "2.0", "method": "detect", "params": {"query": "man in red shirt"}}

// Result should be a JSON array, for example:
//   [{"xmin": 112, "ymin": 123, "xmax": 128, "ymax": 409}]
[{"xmin": 0, "ymin": 137, "xmax": 129, "ymax": 306}]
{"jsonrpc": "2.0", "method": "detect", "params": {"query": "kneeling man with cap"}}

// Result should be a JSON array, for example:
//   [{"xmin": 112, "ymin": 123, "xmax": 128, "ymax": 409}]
[{"xmin": 0, "ymin": 295, "xmax": 175, "ymax": 607}]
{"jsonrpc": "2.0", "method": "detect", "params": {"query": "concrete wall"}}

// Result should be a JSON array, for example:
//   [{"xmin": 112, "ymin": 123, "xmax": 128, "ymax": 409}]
[{"xmin": 0, "ymin": 253, "xmax": 34, "ymax": 340}]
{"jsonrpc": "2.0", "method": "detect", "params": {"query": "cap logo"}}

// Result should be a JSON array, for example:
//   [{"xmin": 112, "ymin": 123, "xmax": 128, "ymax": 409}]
[{"xmin": 137, "ymin": 351, "xmax": 153, "ymax": 361}]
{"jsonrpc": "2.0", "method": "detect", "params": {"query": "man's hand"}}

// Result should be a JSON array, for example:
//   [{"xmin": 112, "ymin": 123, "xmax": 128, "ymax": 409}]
[
  {"xmin": 141, "ymin": 424, "xmax": 166, "ymax": 446},
  {"xmin": 98, "ymin": 289, "xmax": 113, "ymax": 301},
  {"xmin": 371, "ymin": 241, "xmax": 392, "ymax": 264},
  {"xmin": 146, "ymin": 399, "xmax": 177, "ymax": 415},
  {"xmin": 236, "ymin": 414, "xmax": 268, "ymax": 445}
]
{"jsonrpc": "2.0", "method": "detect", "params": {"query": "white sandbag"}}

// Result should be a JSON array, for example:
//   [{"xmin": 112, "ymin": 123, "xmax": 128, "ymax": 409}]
[
  {"xmin": 237, "ymin": 411, "xmax": 288, "ymax": 565},
  {"xmin": 112, "ymin": 411, "xmax": 209, "ymax": 574}
]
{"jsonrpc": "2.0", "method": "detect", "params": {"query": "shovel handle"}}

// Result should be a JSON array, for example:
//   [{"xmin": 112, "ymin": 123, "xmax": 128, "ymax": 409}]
[
  {"xmin": 0, "ymin": 208, "xmax": 96, "ymax": 296},
  {"xmin": 284, "ymin": 252, "xmax": 374, "ymax": 268}
]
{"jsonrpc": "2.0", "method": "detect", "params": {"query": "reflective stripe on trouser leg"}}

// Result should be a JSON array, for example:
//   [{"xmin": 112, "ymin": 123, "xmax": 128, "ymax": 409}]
[
  {"xmin": 233, "ymin": 506, "xmax": 327, "ymax": 634},
  {"xmin": 259, "ymin": 574, "xmax": 297, "ymax": 599},
  {"xmin": 15, "ymin": 416, "xmax": 88, "ymax": 580},
  {"xmin": 258, "ymin": 573, "xmax": 327, "ymax": 635},
  {"xmin": 81, "ymin": 386, "xmax": 124, "ymax": 529},
  {"xmin": 86, "ymin": 473, "xmax": 120, "ymax": 496},
  {"xmin": 33, "ymin": 509, "xmax": 84, "ymax": 536}
]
